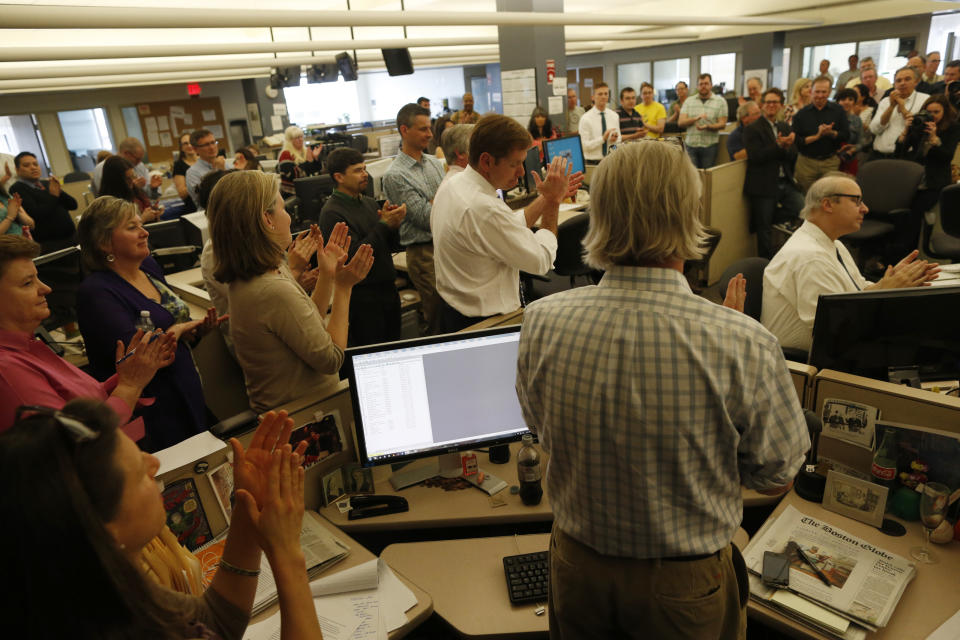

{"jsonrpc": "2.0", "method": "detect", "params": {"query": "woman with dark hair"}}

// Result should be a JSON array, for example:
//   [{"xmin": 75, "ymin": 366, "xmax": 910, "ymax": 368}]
[
  {"xmin": 233, "ymin": 148, "xmax": 261, "ymax": 171},
  {"xmin": 77, "ymin": 196, "xmax": 226, "ymax": 450},
  {"xmin": 429, "ymin": 115, "xmax": 453, "ymax": 157},
  {"xmin": 99, "ymin": 155, "xmax": 164, "ymax": 222},
  {"xmin": 528, "ymin": 107, "xmax": 560, "ymax": 161},
  {"xmin": 0, "ymin": 400, "xmax": 322, "ymax": 639},
  {"xmin": 172, "ymin": 133, "xmax": 198, "ymax": 213}
]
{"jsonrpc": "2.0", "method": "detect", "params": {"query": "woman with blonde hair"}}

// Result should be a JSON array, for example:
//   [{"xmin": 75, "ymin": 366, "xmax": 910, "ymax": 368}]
[
  {"xmin": 783, "ymin": 78, "xmax": 813, "ymax": 125},
  {"xmin": 208, "ymin": 171, "xmax": 373, "ymax": 411},
  {"xmin": 277, "ymin": 125, "xmax": 323, "ymax": 196}
]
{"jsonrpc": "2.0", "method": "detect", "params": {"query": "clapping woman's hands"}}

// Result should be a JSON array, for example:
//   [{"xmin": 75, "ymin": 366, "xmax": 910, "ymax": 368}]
[{"xmin": 316, "ymin": 221, "xmax": 351, "ymax": 277}]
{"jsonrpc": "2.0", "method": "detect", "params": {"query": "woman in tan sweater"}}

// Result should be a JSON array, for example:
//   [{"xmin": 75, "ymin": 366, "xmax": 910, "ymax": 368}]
[{"xmin": 208, "ymin": 171, "xmax": 373, "ymax": 411}]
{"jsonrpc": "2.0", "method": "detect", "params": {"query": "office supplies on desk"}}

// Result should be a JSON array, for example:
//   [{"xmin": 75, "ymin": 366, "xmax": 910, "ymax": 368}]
[
  {"xmin": 503, "ymin": 551, "xmax": 549, "ymax": 605},
  {"xmin": 348, "ymin": 495, "xmax": 409, "ymax": 520}
]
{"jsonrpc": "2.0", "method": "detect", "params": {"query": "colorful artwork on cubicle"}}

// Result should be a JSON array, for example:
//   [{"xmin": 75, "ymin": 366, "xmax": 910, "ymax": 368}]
[
  {"xmin": 288, "ymin": 410, "xmax": 344, "ymax": 469},
  {"xmin": 162, "ymin": 477, "xmax": 213, "ymax": 551}
]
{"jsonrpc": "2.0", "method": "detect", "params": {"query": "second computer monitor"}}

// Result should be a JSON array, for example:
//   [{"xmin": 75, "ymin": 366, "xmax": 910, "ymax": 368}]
[
  {"xmin": 543, "ymin": 134, "xmax": 586, "ymax": 176},
  {"xmin": 523, "ymin": 146, "xmax": 543, "ymax": 195}
]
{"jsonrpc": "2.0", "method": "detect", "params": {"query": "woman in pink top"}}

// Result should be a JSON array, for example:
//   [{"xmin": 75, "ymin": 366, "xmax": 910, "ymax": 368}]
[{"xmin": 0, "ymin": 235, "xmax": 174, "ymax": 433}]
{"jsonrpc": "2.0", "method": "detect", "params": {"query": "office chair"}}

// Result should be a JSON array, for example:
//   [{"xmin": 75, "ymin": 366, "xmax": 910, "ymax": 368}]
[
  {"xmin": 34, "ymin": 245, "xmax": 82, "ymax": 333},
  {"xmin": 145, "ymin": 219, "xmax": 200, "ymax": 274},
  {"xmin": 683, "ymin": 226, "xmax": 722, "ymax": 293},
  {"xmin": 921, "ymin": 183, "xmax": 960, "ymax": 261},
  {"xmin": 63, "ymin": 170, "xmax": 91, "ymax": 183},
  {"xmin": 292, "ymin": 175, "xmax": 336, "ymax": 224},
  {"xmin": 717, "ymin": 256, "xmax": 808, "ymax": 362},
  {"xmin": 842, "ymin": 160, "xmax": 924, "ymax": 271},
  {"xmin": 552, "ymin": 213, "xmax": 597, "ymax": 287}
]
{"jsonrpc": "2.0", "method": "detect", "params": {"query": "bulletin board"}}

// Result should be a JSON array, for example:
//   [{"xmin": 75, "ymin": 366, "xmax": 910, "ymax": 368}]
[{"xmin": 135, "ymin": 97, "xmax": 228, "ymax": 164}]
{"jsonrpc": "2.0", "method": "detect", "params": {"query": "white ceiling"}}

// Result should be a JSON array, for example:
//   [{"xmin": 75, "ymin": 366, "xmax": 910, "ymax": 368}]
[{"xmin": 0, "ymin": 0, "xmax": 952, "ymax": 93}]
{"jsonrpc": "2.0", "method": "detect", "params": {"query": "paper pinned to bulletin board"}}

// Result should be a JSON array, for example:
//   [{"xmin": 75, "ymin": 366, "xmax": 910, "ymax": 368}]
[{"xmin": 135, "ymin": 97, "xmax": 228, "ymax": 166}]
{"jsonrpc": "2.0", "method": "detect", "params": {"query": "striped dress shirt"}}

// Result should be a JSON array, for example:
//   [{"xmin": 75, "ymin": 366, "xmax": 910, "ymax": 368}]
[{"xmin": 516, "ymin": 266, "xmax": 809, "ymax": 559}]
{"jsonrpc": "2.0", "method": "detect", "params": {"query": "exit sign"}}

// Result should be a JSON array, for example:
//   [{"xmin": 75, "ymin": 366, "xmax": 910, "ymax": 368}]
[{"xmin": 187, "ymin": 83, "xmax": 201, "ymax": 96}]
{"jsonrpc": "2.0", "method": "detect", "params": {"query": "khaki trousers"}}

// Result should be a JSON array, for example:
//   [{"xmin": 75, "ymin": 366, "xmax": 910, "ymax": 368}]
[
  {"xmin": 794, "ymin": 154, "xmax": 841, "ymax": 193},
  {"xmin": 404, "ymin": 243, "xmax": 439, "ymax": 334},
  {"xmin": 548, "ymin": 526, "xmax": 747, "ymax": 640}
]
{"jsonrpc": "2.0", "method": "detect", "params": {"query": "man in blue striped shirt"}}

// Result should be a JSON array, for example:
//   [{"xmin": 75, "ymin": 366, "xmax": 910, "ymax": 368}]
[{"xmin": 516, "ymin": 141, "xmax": 810, "ymax": 640}]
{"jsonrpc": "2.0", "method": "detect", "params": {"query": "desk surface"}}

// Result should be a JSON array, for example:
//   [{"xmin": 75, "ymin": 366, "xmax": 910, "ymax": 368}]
[
  {"xmin": 252, "ymin": 511, "xmax": 433, "ymax": 638},
  {"xmin": 319, "ymin": 442, "xmax": 553, "ymax": 532},
  {"xmin": 747, "ymin": 491, "xmax": 960, "ymax": 640},
  {"xmin": 383, "ymin": 533, "xmax": 551, "ymax": 639}
]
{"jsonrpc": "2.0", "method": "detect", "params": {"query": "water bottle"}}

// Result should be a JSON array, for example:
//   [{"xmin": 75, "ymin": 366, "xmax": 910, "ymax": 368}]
[
  {"xmin": 135, "ymin": 310, "xmax": 155, "ymax": 333},
  {"xmin": 517, "ymin": 434, "xmax": 543, "ymax": 506}
]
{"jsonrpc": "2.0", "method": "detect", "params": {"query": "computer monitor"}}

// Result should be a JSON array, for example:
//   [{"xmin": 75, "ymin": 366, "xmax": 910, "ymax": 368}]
[
  {"xmin": 293, "ymin": 175, "xmax": 335, "ymax": 223},
  {"xmin": 523, "ymin": 146, "xmax": 543, "ymax": 195},
  {"xmin": 344, "ymin": 326, "xmax": 531, "ymax": 487},
  {"xmin": 364, "ymin": 156, "xmax": 394, "ymax": 201},
  {"xmin": 543, "ymin": 134, "xmax": 585, "ymax": 176},
  {"xmin": 34, "ymin": 245, "xmax": 82, "ymax": 331},
  {"xmin": 809, "ymin": 287, "xmax": 960, "ymax": 383}
]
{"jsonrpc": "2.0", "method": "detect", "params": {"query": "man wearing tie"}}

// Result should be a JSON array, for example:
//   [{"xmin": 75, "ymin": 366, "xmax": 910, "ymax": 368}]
[{"xmin": 578, "ymin": 82, "xmax": 620, "ymax": 162}]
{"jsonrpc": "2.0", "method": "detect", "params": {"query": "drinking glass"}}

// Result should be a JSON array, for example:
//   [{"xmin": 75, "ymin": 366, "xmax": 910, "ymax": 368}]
[{"xmin": 910, "ymin": 482, "xmax": 950, "ymax": 564}]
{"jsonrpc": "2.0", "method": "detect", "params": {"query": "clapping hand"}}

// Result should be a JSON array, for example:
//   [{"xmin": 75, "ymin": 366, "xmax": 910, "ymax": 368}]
[
  {"xmin": 167, "ymin": 307, "xmax": 228, "ymax": 344},
  {"xmin": 532, "ymin": 155, "xmax": 572, "ymax": 204},
  {"xmin": 288, "ymin": 225, "xmax": 322, "ymax": 275},
  {"xmin": 47, "ymin": 175, "xmax": 62, "ymax": 196},
  {"xmin": 378, "ymin": 201, "xmax": 407, "ymax": 229},
  {"xmin": 721, "ymin": 273, "xmax": 747, "ymax": 313},
  {"xmin": 335, "ymin": 244, "xmax": 374, "ymax": 288},
  {"xmin": 316, "ymin": 222, "xmax": 351, "ymax": 277},
  {"xmin": 1, "ymin": 163, "xmax": 11, "ymax": 184},
  {"xmin": 114, "ymin": 328, "xmax": 177, "ymax": 388},
  {"xmin": 149, "ymin": 174, "xmax": 163, "ymax": 190},
  {"xmin": 231, "ymin": 411, "xmax": 309, "ymax": 513}
]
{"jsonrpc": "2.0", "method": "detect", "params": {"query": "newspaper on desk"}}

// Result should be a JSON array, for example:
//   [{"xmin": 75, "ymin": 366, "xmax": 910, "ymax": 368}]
[{"xmin": 744, "ymin": 504, "xmax": 916, "ymax": 635}]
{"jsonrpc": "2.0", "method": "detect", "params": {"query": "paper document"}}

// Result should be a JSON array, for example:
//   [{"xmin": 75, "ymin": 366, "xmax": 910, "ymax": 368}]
[
  {"xmin": 927, "ymin": 608, "xmax": 960, "ymax": 640},
  {"xmin": 156, "ymin": 431, "xmax": 227, "ymax": 475},
  {"xmin": 311, "ymin": 558, "xmax": 379, "ymax": 597}
]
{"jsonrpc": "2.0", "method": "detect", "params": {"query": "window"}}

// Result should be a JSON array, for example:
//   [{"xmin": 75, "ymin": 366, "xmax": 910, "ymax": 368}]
[
  {"xmin": 617, "ymin": 62, "xmax": 652, "ymax": 104},
  {"xmin": 57, "ymin": 108, "xmax": 113, "ymax": 172},
  {"xmin": 0, "ymin": 114, "xmax": 50, "ymax": 176},
  {"xmin": 653, "ymin": 58, "xmax": 690, "ymax": 105},
  {"xmin": 700, "ymin": 53, "xmax": 737, "ymax": 95},
  {"xmin": 121, "ymin": 107, "xmax": 145, "ymax": 148},
  {"xmin": 779, "ymin": 48, "xmax": 791, "ymax": 92},
  {"xmin": 801, "ymin": 42, "xmax": 856, "ymax": 81},
  {"xmin": 858, "ymin": 38, "xmax": 908, "ymax": 83},
  {"xmin": 928, "ymin": 13, "xmax": 960, "ymax": 71}
]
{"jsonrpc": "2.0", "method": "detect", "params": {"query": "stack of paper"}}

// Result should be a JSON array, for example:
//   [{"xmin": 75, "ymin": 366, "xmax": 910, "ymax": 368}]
[{"xmin": 244, "ymin": 558, "xmax": 418, "ymax": 640}]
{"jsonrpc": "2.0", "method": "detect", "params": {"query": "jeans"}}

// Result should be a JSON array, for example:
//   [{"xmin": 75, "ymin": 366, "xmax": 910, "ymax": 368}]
[
  {"xmin": 686, "ymin": 144, "xmax": 719, "ymax": 169},
  {"xmin": 749, "ymin": 180, "xmax": 805, "ymax": 259}
]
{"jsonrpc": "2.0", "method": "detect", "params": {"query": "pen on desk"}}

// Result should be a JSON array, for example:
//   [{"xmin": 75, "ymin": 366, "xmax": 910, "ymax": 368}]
[
  {"xmin": 793, "ymin": 542, "xmax": 832, "ymax": 587},
  {"xmin": 116, "ymin": 331, "xmax": 160, "ymax": 366}
]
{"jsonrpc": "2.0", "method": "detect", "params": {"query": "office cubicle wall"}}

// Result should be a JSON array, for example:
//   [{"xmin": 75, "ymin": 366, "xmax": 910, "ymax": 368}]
[
  {"xmin": 812, "ymin": 369, "xmax": 960, "ymax": 472},
  {"xmin": 786, "ymin": 361, "xmax": 817, "ymax": 410},
  {"xmin": 700, "ymin": 159, "xmax": 754, "ymax": 283}
]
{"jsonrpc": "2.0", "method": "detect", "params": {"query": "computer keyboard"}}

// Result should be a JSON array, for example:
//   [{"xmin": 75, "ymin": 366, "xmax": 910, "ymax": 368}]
[{"xmin": 503, "ymin": 551, "xmax": 549, "ymax": 605}]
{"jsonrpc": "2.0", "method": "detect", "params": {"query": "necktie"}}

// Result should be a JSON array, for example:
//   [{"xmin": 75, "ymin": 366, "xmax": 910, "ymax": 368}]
[
  {"xmin": 601, "ymin": 111, "xmax": 608, "ymax": 156},
  {"xmin": 837, "ymin": 249, "xmax": 861, "ymax": 291}
]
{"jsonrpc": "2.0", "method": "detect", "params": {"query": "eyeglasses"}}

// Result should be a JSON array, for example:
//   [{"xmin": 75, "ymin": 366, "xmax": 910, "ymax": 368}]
[
  {"xmin": 14, "ymin": 405, "xmax": 99, "ymax": 443},
  {"xmin": 195, "ymin": 140, "xmax": 218, "ymax": 148},
  {"xmin": 828, "ymin": 193, "xmax": 863, "ymax": 206}
]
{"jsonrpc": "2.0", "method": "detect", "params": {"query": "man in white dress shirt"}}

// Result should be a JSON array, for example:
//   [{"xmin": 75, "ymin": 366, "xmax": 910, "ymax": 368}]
[
  {"xmin": 578, "ymin": 82, "xmax": 620, "ymax": 161},
  {"xmin": 762, "ymin": 173, "xmax": 938, "ymax": 352},
  {"xmin": 870, "ymin": 66, "xmax": 929, "ymax": 159},
  {"xmin": 431, "ymin": 114, "xmax": 583, "ymax": 332}
]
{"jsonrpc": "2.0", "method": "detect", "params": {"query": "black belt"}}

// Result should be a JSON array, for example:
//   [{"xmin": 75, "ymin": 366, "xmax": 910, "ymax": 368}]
[{"xmin": 661, "ymin": 549, "xmax": 722, "ymax": 562}]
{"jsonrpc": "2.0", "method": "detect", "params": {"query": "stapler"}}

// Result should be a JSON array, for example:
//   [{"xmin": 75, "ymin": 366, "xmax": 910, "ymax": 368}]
[{"xmin": 347, "ymin": 494, "xmax": 409, "ymax": 520}]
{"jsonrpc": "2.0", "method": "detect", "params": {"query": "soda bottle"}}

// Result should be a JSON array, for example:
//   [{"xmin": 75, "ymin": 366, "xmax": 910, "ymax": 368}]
[
  {"xmin": 871, "ymin": 427, "xmax": 898, "ymax": 490},
  {"xmin": 517, "ymin": 434, "xmax": 543, "ymax": 506},
  {"xmin": 135, "ymin": 310, "xmax": 154, "ymax": 333}
]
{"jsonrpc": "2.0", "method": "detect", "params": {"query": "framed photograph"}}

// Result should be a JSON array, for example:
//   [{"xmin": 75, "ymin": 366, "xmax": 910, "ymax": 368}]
[
  {"xmin": 343, "ymin": 463, "xmax": 375, "ymax": 494},
  {"xmin": 288, "ymin": 410, "xmax": 344, "ymax": 470},
  {"xmin": 821, "ymin": 398, "xmax": 879, "ymax": 450},
  {"xmin": 822, "ymin": 470, "xmax": 889, "ymax": 528},
  {"xmin": 321, "ymin": 468, "xmax": 346, "ymax": 507},
  {"xmin": 206, "ymin": 461, "xmax": 234, "ymax": 522}
]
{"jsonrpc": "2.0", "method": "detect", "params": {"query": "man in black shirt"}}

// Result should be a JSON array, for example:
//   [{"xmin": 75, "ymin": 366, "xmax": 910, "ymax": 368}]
[
  {"xmin": 318, "ymin": 148, "xmax": 407, "ymax": 347},
  {"xmin": 9, "ymin": 151, "xmax": 77, "ymax": 253},
  {"xmin": 616, "ymin": 87, "xmax": 646, "ymax": 141},
  {"xmin": 791, "ymin": 75, "xmax": 849, "ymax": 192}
]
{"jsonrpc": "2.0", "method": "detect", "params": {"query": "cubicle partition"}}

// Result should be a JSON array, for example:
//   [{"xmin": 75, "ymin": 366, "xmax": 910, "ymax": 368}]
[
  {"xmin": 699, "ymin": 159, "xmax": 755, "ymax": 283},
  {"xmin": 787, "ymin": 361, "xmax": 817, "ymax": 410}
]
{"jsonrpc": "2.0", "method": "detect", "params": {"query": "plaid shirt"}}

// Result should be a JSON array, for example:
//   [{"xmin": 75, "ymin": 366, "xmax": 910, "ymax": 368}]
[
  {"xmin": 516, "ymin": 266, "xmax": 809, "ymax": 559},
  {"xmin": 679, "ymin": 93, "xmax": 728, "ymax": 148},
  {"xmin": 382, "ymin": 150, "xmax": 446, "ymax": 246}
]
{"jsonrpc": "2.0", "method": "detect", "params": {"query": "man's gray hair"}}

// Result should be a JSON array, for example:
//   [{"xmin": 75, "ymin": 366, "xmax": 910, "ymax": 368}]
[
  {"xmin": 117, "ymin": 137, "xmax": 143, "ymax": 154},
  {"xmin": 440, "ymin": 124, "xmax": 473, "ymax": 165},
  {"xmin": 801, "ymin": 172, "xmax": 858, "ymax": 219},
  {"xmin": 583, "ymin": 141, "xmax": 708, "ymax": 268},
  {"xmin": 896, "ymin": 65, "xmax": 920, "ymax": 80},
  {"xmin": 737, "ymin": 101, "xmax": 757, "ymax": 122}
]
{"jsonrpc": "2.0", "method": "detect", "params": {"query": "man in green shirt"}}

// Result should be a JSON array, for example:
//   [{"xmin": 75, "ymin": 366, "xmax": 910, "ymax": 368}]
[{"xmin": 319, "ymin": 148, "xmax": 407, "ymax": 346}]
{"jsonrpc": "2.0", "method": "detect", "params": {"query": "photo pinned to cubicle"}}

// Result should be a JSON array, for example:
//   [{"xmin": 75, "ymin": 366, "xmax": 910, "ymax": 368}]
[
  {"xmin": 288, "ymin": 409, "xmax": 345, "ymax": 470},
  {"xmin": 206, "ymin": 461, "xmax": 234, "ymax": 522},
  {"xmin": 321, "ymin": 468, "xmax": 347, "ymax": 507},
  {"xmin": 821, "ymin": 398, "xmax": 880, "ymax": 450}
]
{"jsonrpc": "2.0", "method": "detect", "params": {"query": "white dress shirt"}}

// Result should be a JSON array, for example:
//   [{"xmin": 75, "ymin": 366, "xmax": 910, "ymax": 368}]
[
  {"xmin": 431, "ymin": 165, "xmax": 557, "ymax": 317},
  {"xmin": 869, "ymin": 91, "xmax": 928, "ymax": 153},
  {"xmin": 578, "ymin": 107, "xmax": 620, "ymax": 161},
  {"xmin": 761, "ymin": 221, "xmax": 870, "ymax": 351},
  {"xmin": 440, "ymin": 163, "xmax": 464, "ymax": 186}
]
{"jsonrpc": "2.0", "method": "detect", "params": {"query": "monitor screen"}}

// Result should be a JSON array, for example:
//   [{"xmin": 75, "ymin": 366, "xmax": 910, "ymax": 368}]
[
  {"xmin": 523, "ymin": 146, "xmax": 542, "ymax": 195},
  {"xmin": 543, "ymin": 135, "xmax": 586, "ymax": 175},
  {"xmin": 809, "ymin": 287, "xmax": 960, "ymax": 382},
  {"xmin": 345, "ymin": 326, "xmax": 530, "ymax": 467}
]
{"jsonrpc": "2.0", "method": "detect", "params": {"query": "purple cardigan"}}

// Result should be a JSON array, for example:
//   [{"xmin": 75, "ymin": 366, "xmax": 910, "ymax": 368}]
[{"xmin": 76, "ymin": 258, "xmax": 207, "ymax": 451}]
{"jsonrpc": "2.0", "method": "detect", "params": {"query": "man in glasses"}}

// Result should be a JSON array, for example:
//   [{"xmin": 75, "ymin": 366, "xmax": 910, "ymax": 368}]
[
  {"xmin": 762, "ymin": 173, "xmax": 939, "ymax": 352},
  {"xmin": 185, "ymin": 128, "xmax": 226, "ymax": 205},
  {"xmin": 743, "ymin": 88, "xmax": 803, "ymax": 259}
]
